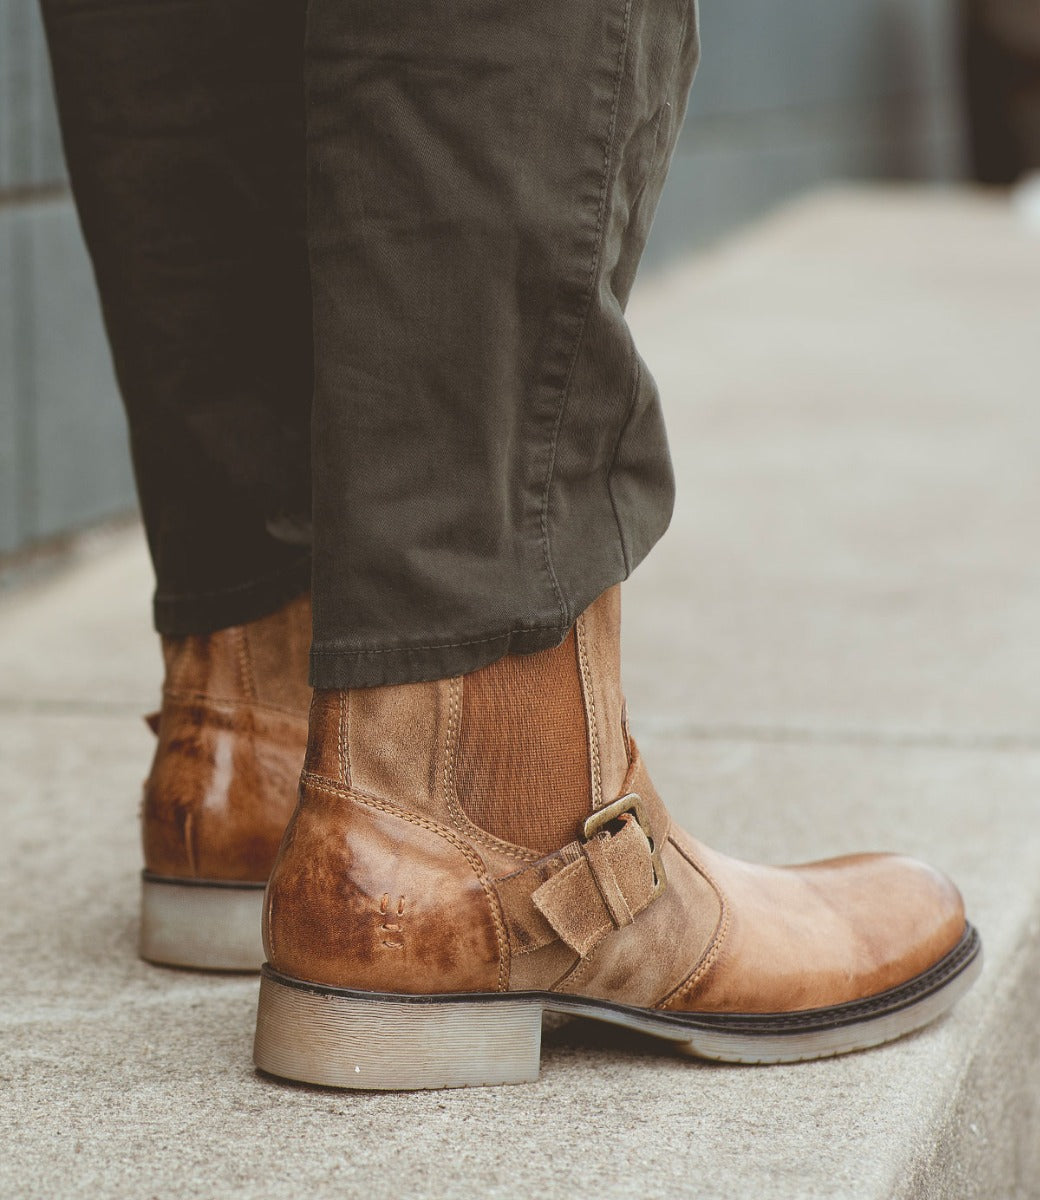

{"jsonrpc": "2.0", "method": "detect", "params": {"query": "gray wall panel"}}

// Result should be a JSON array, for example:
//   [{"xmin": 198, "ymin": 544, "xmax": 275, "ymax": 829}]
[
  {"xmin": 646, "ymin": 104, "xmax": 965, "ymax": 267},
  {"xmin": 0, "ymin": 0, "xmax": 65, "ymax": 191},
  {"xmin": 688, "ymin": 0, "xmax": 962, "ymax": 120},
  {"xmin": 22, "ymin": 201, "xmax": 133, "ymax": 541},
  {"xmin": 0, "ymin": 212, "xmax": 22, "ymax": 553},
  {"xmin": 644, "ymin": 0, "xmax": 968, "ymax": 264},
  {"xmin": 691, "ymin": 0, "xmax": 903, "ymax": 116}
]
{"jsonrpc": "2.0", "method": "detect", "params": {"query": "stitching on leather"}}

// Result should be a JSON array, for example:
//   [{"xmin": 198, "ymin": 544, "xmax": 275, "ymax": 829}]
[
  {"xmin": 235, "ymin": 627, "xmax": 257, "ymax": 701},
  {"xmin": 537, "ymin": 0, "xmax": 635, "ymax": 629},
  {"xmin": 575, "ymin": 613, "xmax": 602, "ymax": 809},
  {"xmin": 657, "ymin": 837, "xmax": 731, "ymax": 1008},
  {"xmin": 552, "ymin": 938, "xmax": 602, "ymax": 992},
  {"xmin": 443, "ymin": 676, "xmax": 540, "ymax": 865},
  {"xmin": 442, "ymin": 676, "xmax": 465, "ymax": 834},
  {"xmin": 302, "ymin": 771, "xmax": 511, "ymax": 991},
  {"xmin": 338, "ymin": 692, "xmax": 349, "ymax": 787}
]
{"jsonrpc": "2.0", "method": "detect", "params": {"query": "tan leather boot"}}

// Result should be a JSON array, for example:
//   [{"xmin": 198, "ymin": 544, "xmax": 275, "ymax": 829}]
[
  {"xmin": 140, "ymin": 594, "xmax": 311, "ymax": 970},
  {"xmin": 253, "ymin": 588, "xmax": 980, "ymax": 1089}
]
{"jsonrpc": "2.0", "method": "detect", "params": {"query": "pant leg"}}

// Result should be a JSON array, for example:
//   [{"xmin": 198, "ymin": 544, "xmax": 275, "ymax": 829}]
[
  {"xmin": 306, "ymin": 0, "xmax": 700, "ymax": 688},
  {"xmin": 40, "ymin": 0, "xmax": 313, "ymax": 634},
  {"xmin": 962, "ymin": 0, "xmax": 1040, "ymax": 184}
]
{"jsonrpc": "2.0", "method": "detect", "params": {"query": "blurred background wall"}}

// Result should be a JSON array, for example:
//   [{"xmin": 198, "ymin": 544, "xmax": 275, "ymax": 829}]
[{"xmin": 0, "ymin": 0, "xmax": 970, "ymax": 558}]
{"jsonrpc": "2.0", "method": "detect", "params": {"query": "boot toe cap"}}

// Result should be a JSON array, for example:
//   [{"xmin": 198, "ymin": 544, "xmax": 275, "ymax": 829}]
[{"xmin": 664, "ymin": 842, "xmax": 969, "ymax": 1015}]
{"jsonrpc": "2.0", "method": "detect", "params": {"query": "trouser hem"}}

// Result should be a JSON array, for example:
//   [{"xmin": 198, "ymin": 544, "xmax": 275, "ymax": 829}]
[
  {"xmin": 153, "ymin": 555, "xmax": 312, "ymax": 636},
  {"xmin": 309, "ymin": 622, "xmax": 571, "ymax": 690}
]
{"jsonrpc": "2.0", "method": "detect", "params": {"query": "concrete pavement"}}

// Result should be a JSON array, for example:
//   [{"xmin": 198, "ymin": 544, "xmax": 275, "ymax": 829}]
[{"xmin": 2, "ymin": 187, "xmax": 1039, "ymax": 1199}]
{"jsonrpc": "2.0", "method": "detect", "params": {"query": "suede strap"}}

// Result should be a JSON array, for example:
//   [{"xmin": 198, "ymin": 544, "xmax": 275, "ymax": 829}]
[{"xmin": 495, "ymin": 814, "xmax": 661, "ymax": 959}]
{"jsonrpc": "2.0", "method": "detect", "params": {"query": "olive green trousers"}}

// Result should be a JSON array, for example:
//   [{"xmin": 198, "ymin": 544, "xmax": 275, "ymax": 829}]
[{"xmin": 41, "ymin": 0, "xmax": 700, "ymax": 686}]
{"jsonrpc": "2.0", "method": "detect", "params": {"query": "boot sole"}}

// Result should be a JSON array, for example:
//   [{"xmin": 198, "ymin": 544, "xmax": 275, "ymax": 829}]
[
  {"xmin": 252, "ymin": 923, "xmax": 981, "ymax": 1090},
  {"xmin": 139, "ymin": 872, "xmax": 265, "ymax": 971}
]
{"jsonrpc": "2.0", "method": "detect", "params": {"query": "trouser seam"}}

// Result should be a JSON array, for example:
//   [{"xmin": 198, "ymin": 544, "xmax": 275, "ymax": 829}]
[
  {"xmin": 607, "ymin": 349, "xmax": 642, "ymax": 575},
  {"xmin": 311, "ymin": 624, "xmax": 562, "ymax": 656},
  {"xmin": 607, "ymin": 0, "xmax": 692, "ymax": 578},
  {"xmin": 537, "ymin": 0, "xmax": 635, "ymax": 631}
]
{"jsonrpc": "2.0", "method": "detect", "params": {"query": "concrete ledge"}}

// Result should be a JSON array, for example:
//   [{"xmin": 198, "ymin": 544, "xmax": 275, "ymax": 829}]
[{"xmin": 1, "ymin": 187, "xmax": 1039, "ymax": 1198}]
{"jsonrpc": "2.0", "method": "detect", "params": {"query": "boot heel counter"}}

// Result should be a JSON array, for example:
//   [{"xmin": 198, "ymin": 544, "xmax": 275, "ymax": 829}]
[
  {"xmin": 264, "ymin": 776, "xmax": 507, "ymax": 994},
  {"xmin": 143, "ymin": 698, "xmax": 304, "ymax": 881},
  {"xmin": 142, "ymin": 711, "xmax": 203, "ymax": 878}
]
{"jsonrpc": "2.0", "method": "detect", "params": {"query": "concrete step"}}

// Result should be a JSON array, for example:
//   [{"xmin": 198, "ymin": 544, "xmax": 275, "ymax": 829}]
[{"xmin": 2, "ymin": 186, "xmax": 1039, "ymax": 1199}]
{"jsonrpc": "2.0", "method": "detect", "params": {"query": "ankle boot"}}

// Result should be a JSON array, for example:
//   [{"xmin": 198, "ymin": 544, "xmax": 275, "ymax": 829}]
[
  {"xmin": 140, "ymin": 594, "xmax": 311, "ymax": 970},
  {"xmin": 253, "ymin": 587, "xmax": 980, "ymax": 1089}
]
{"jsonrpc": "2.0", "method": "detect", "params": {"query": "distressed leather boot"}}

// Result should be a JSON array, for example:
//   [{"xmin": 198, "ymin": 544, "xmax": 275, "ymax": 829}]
[
  {"xmin": 253, "ymin": 587, "xmax": 980, "ymax": 1089},
  {"xmin": 140, "ymin": 593, "xmax": 311, "ymax": 970}
]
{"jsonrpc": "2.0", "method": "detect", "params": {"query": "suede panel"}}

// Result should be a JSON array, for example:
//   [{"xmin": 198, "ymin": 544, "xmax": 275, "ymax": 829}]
[{"xmin": 348, "ymin": 678, "xmax": 455, "ymax": 822}]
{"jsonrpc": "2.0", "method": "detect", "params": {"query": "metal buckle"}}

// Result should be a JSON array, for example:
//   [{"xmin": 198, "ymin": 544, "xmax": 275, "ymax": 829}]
[{"xmin": 583, "ymin": 792, "xmax": 667, "ymax": 900}]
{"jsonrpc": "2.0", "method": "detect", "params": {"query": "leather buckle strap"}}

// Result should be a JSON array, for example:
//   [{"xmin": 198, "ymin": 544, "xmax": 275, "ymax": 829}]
[
  {"xmin": 517, "ymin": 791, "xmax": 666, "ymax": 959},
  {"xmin": 583, "ymin": 792, "xmax": 667, "ymax": 902}
]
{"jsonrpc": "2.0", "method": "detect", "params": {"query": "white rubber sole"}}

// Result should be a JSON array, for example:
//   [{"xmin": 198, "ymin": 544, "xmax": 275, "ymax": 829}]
[
  {"xmin": 253, "ymin": 924, "xmax": 981, "ymax": 1090},
  {"xmin": 139, "ymin": 872, "xmax": 266, "ymax": 971}
]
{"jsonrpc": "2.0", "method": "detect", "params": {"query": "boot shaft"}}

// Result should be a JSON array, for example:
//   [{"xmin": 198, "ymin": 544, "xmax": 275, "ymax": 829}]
[
  {"xmin": 255, "ymin": 607, "xmax": 977, "ymax": 1088},
  {"xmin": 300, "ymin": 585, "xmax": 629, "ymax": 851},
  {"xmin": 160, "ymin": 591, "xmax": 312, "ymax": 713},
  {"xmin": 144, "ymin": 594, "xmax": 311, "ymax": 882},
  {"xmin": 264, "ymin": 586, "xmax": 686, "ymax": 997}
]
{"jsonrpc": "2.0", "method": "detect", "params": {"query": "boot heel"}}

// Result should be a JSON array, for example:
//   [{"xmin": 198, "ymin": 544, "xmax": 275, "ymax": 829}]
[
  {"xmin": 139, "ymin": 873, "xmax": 265, "ymax": 971},
  {"xmin": 253, "ymin": 967, "xmax": 543, "ymax": 1090}
]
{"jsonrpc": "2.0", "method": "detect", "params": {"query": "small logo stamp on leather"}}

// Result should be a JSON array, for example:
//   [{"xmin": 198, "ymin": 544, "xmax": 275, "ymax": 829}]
[{"xmin": 379, "ymin": 893, "xmax": 405, "ymax": 950}]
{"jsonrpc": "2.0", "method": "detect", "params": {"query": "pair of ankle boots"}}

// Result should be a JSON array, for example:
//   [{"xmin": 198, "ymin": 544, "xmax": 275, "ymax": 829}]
[{"xmin": 140, "ymin": 590, "xmax": 980, "ymax": 1090}]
